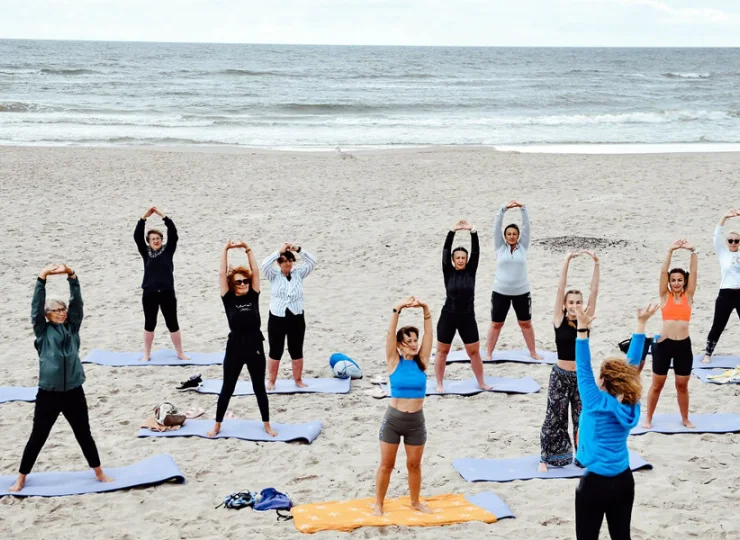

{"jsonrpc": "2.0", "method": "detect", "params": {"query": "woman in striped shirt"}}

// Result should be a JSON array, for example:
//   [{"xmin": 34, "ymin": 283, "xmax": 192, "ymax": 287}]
[{"xmin": 262, "ymin": 243, "xmax": 317, "ymax": 390}]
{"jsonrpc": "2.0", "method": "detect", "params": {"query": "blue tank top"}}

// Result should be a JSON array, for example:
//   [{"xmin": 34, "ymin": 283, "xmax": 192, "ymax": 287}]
[{"xmin": 389, "ymin": 356, "xmax": 427, "ymax": 398}]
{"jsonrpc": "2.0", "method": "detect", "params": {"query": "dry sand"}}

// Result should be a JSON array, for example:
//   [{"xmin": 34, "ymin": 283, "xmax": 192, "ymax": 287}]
[{"xmin": 1, "ymin": 146, "xmax": 739, "ymax": 539}]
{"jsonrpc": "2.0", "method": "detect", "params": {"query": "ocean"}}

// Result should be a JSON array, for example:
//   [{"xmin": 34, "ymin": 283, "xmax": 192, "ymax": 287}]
[{"xmin": 1, "ymin": 40, "xmax": 739, "ymax": 150}]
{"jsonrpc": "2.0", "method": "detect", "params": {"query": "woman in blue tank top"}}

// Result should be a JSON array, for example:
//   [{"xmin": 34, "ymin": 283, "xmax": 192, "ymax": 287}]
[{"xmin": 374, "ymin": 296, "xmax": 432, "ymax": 516}]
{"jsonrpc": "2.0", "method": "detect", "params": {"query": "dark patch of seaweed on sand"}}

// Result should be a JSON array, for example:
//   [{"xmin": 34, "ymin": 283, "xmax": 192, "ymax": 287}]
[{"xmin": 532, "ymin": 236, "xmax": 632, "ymax": 252}]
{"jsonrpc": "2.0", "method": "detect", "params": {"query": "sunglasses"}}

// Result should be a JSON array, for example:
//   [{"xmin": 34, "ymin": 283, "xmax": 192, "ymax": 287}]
[
  {"xmin": 233, "ymin": 279, "xmax": 250, "ymax": 285},
  {"xmin": 728, "ymin": 239, "xmax": 740, "ymax": 245}
]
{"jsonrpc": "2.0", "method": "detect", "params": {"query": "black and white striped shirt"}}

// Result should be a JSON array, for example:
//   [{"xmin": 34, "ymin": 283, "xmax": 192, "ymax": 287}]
[{"xmin": 261, "ymin": 250, "xmax": 317, "ymax": 316}]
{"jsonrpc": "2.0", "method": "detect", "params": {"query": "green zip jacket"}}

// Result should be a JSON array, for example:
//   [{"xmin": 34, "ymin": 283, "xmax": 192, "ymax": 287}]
[{"xmin": 32, "ymin": 276, "xmax": 86, "ymax": 392}]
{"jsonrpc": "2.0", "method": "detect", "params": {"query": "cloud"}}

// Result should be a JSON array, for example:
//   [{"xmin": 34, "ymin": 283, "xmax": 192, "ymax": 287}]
[{"xmin": 583, "ymin": 0, "xmax": 740, "ymax": 25}]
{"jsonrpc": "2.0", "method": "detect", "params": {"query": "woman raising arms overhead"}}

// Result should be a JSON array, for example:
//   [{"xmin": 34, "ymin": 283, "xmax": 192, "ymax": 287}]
[
  {"xmin": 434, "ymin": 220, "xmax": 490, "ymax": 392},
  {"xmin": 374, "ymin": 296, "xmax": 433, "ymax": 516},
  {"xmin": 539, "ymin": 250, "xmax": 599, "ymax": 472},
  {"xmin": 485, "ymin": 200, "xmax": 542, "ymax": 361},
  {"xmin": 644, "ymin": 240, "xmax": 698, "ymax": 429}
]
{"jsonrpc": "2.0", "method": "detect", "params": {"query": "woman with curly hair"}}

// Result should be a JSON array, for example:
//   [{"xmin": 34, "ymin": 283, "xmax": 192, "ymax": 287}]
[
  {"xmin": 208, "ymin": 240, "xmax": 275, "ymax": 438},
  {"xmin": 573, "ymin": 302, "xmax": 659, "ymax": 540}
]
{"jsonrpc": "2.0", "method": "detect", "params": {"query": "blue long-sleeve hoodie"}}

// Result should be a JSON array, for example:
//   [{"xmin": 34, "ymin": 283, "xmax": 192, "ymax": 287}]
[{"xmin": 575, "ymin": 334, "xmax": 644, "ymax": 476}]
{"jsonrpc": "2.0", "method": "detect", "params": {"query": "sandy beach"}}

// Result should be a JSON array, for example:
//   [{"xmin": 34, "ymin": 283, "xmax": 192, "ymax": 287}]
[{"xmin": 1, "ymin": 145, "xmax": 739, "ymax": 540}]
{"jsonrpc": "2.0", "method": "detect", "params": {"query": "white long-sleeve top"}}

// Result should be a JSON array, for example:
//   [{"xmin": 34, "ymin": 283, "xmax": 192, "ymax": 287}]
[
  {"xmin": 261, "ymin": 250, "xmax": 317, "ymax": 316},
  {"xmin": 492, "ymin": 204, "xmax": 531, "ymax": 296},
  {"xmin": 713, "ymin": 226, "xmax": 740, "ymax": 289}
]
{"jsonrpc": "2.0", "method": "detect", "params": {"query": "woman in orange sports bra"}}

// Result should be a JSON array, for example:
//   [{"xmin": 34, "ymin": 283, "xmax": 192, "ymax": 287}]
[{"xmin": 643, "ymin": 239, "xmax": 698, "ymax": 429}]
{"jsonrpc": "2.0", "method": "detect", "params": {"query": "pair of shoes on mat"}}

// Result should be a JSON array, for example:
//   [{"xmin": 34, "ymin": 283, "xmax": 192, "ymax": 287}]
[{"xmin": 177, "ymin": 373, "xmax": 202, "ymax": 391}]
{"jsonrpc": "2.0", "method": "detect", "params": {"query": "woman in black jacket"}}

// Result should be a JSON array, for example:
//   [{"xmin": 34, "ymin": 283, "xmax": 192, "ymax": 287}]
[{"xmin": 134, "ymin": 206, "xmax": 187, "ymax": 361}]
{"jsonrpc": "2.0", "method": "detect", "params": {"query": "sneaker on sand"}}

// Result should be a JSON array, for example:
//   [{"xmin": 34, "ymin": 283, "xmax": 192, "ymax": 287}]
[{"xmin": 177, "ymin": 373, "xmax": 202, "ymax": 391}]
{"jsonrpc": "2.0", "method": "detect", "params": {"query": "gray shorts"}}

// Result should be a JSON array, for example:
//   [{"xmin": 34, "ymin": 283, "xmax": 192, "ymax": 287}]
[{"xmin": 378, "ymin": 406, "xmax": 427, "ymax": 446}]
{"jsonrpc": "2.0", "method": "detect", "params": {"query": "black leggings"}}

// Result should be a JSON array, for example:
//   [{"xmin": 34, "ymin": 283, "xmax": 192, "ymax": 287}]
[
  {"xmin": 705, "ymin": 288, "xmax": 740, "ymax": 356},
  {"xmin": 575, "ymin": 467, "xmax": 634, "ymax": 540},
  {"xmin": 19, "ymin": 386, "xmax": 101, "ymax": 475},
  {"xmin": 216, "ymin": 337, "xmax": 269, "ymax": 423},
  {"xmin": 142, "ymin": 290, "xmax": 179, "ymax": 332},
  {"xmin": 268, "ymin": 310, "xmax": 306, "ymax": 360}
]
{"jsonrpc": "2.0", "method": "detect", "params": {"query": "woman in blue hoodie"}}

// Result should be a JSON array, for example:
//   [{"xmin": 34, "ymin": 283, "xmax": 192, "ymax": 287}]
[
  {"xmin": 573, "ymin": 302, "xmax": 659, "ymax": 540},
  {"xmin": 8, "ymin": 265, "xmax": 112, "ymax": 493}
]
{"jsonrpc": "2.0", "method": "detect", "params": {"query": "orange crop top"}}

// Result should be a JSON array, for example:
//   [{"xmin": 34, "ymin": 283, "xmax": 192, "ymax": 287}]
[{"xmin": 661, "ymin": 293, "xmax": 691, "ymax": 322}]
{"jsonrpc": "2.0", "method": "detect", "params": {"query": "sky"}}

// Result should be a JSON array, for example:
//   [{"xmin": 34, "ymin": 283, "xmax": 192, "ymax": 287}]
[{"xmin": 1, "ymin": 0, "xmax": 739, "ymax": 46}]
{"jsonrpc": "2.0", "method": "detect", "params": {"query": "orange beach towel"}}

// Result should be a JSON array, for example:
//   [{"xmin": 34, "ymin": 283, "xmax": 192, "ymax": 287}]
[{"xmin": 292, "ymin": 493, "xmax": 498, "ymax": 533}]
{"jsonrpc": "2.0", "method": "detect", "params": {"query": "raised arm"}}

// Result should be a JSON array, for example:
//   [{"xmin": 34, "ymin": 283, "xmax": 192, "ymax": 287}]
[
  {"xmin": 134, "ymin": 218, "xmax": 148, "ymax": 257},
  {"xmin": 31, "ymin": 269, "xmax": 51, "ymax": 336},
  {"xmin": 416, "ymin": 299, "xmax": 433, "ymax": 367},
  {"xmin": 261, "ymin": 250, "xmax": 281, "ymax": 281},
  {"xmin": 65, "ymin": 267, "xmax": 83, "ymax": 334},
  {"xmin": 685, "ymin": 242, "xmax": 698, "ymax": 297},
  {"xmin": 245, "ymin": 243, "xmax": 260, "ymax": 293},
  {"xmin": 494, "ymin": 204, "xmax": 506, "ymax": 250},
  {"xmin": 584, "ymin": 250, "xmax": 600, "ymax": 314},
  {"xmin": 519, "ymin": 204, "xmax": 531, "ymax": 249},
  {"xmin": 468, "ymin": 228, "xmax": 480, "ymax": 274},
  {"xmin": 553, "ymin": 252, "xmax": 576, "ymax": 326},
  {"xmin": 442, "ymin": 229, "xmax": 455, "ymax": 276},
  {"xmin": 294, "ymin": 246, "xmax": 316, "ymax": 279},
  {"xmin": 162, "ymin": 214, "xmax": 178, "ymax": 254},
  {"xmin": 219, "ymin": 242, "xmax": 232, "ymax": 297},
  {"xmin": 659, "ymin": 242, "xmax": 680, "ymax": 298},
  {"xmin": 574, "ymin": 305, "xmax": 604, "ymax": 410},
  {"xmin": 626, "ymin": 304, "xmax": 659, "ymax": 367},
  {"xmin": 386, "ymin": 297, "xmax": 414, "ymax": 369}
]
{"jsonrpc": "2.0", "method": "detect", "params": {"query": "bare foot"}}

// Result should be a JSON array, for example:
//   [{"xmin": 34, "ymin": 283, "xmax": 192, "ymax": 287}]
[
  {"xmin": 96, "ymin": 473, "xmax": 114, "ymax": 483},
  {"xmin": 294, "ymin": 379, "xmax": 308, "ymax": 388},
  {"xmin": 266, "ymin": 380, "xmax": 276, "ymax": 391},
  {"xmin": 207, "ymin": 422, "xmax": 222, "ymax": 437},
  {"xmin": 682, "ymin": 418, "xmax": 696, "ymax": 429},
  {"xmin": 411, "ymin": 501, "xmax": 432, "ymax": 513},
  {"xmin": 702, "ymin": 355, "xmax": 711, "ymax": 364},
  {"xmin": 530, "ymin": 351, "xmax": 544, "ymax": 361},
  {"xmin": 641, "ymin": 419, "xmax": 652, "ymax": 429},
  {"xmin": 140, "ymin": 354, "xmax": 150, "ymax": 362},
  {"xmin": 436, "ymin": 383, "xmax": 444, "ymax": 393},
  {"xmin": 477, "ymin": 381, "xmax": 493, "ymax": 391},
  {"xmin": 264, "ymin": 423, "xmax": 277, "ymax": 437},
  {"xmin": 483, "ymin": 355, "xmax": 492, "ymax": 361},
  {"xmin": 8, "ymin": 475, "xmax": 25, "ymax": 493},
  {"xmin": 537, "ymin": 462, "xmax": 548, "ymax": 473},
  {"xmin": 371, "ymin": 503, "xmax": 383, "ymax": 516},
  {"xmin": 177, "ymin": 352, "xmax": 190, "ymax": 360}
]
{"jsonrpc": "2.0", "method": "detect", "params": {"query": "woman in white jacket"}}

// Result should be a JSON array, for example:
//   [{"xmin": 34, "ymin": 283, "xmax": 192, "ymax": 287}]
[
  {"xmin": 485, "ymin": 200, "xmax": 542, "ymax": 361},
  {"xmin": 702, "ymin": 208, "xmax": 740, "ymax": 363}
]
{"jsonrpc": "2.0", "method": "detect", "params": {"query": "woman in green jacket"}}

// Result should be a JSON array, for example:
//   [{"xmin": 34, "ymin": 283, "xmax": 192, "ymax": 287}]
[{"xmin": 8, "ymin": 265, "xmax": 112, "ymax": 493}]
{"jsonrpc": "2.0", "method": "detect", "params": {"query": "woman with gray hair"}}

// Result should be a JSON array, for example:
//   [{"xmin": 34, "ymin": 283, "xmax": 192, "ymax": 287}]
[{"xmin": 7, "ymin": 264, "xmax": 111, "ymax": 493}]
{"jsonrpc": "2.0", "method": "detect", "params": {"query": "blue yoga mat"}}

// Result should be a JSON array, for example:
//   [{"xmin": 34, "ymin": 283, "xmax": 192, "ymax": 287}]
[
  {"xmin": 197, "ymin": 377, "xmax": 351, "ymax": 395},
  {"xmin": 693, "ymin": 369, "xmax": 740, "ymax": 385},
  {"xmin": 465, "ymin": 492, "xmax": 515, "ymax": 519},
  {"xmin": 691, "ymin": 355, "xmax": 740, "ymax": 370},
  {"xmin": 453, "ymin": 451, "xmax": 652, "ymax": 483},
  {"xmin": 138, "ymin": 419, "xmax": 322, "ymax": 443},
  {"xmin": 380, "ymin": 377, "xmax": 540, "ymax": 396},
  {"xmin": 83, "ymin": 349, "xmax": 223, "ymax": 366},
  {"xmin": 0, "ymin": 387, "xmax": 37, "ymax": 404},
  {"xmin": 442, "ymin": 348, "xmax": 557, "ymax": 365},
  {"xmin": 0, "ymin": 454, "xmax": 184, "ymax": 497},
  {"xmin": 631, "ymin": 413, "xmax": 740, "ymax": 435}
]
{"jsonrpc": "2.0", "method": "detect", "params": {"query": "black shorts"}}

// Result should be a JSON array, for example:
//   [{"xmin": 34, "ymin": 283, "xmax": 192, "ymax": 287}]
[
  {"xmin": 437, "ymin": 311, "xmax": 479, "ymax": 345},
  {"xmin": 267, "ymin": 309, "xmax": 306, "ymax": 360},
  {"xmin": 652, "ymin": 337, "xmax": 693, "ymax": 376},
  {"xmin": 491, "ymin": 291, "xmax": 531, "ymax": 323}
]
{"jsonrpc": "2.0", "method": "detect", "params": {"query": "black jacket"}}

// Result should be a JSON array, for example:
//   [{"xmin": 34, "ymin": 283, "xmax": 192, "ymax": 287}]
[{"xmin": 134, "ymin": 217, "xmax": 178, "ymax": 292}]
